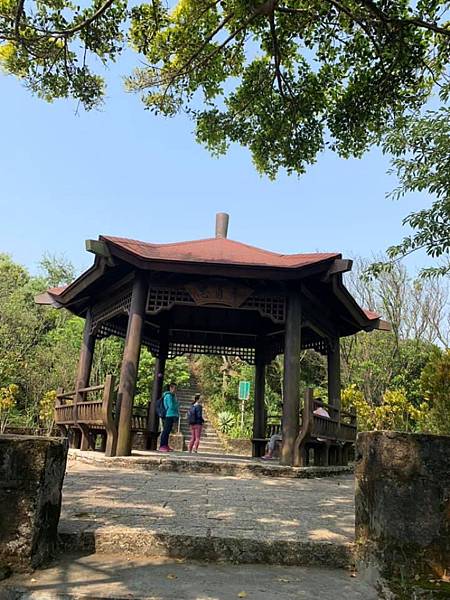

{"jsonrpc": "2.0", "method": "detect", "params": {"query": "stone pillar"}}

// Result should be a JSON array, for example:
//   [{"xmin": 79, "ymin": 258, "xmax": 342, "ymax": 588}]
[
  {"xmin": 252, "ymin": 342, "xmax": 266, "ymax": 457},
  {"xmin": 116, "ymin": 274, "xmax": 148, "ymax": 456},
  {"xmin": 355, "ymin": 431, "xmax": 450, "ymax": 590},
  {"xmin": 327, "ymin": 339, "xmax": 341, "ymax": 410},
  {"xmin": 0, "ymin": 435, "xmax": 68, "ymax": 577},
  {"xmin": 146, "ymin": 330, "xmax": 167, "ymax": 451},
  {"xmin": 74, "ymin": 308, "xmax": 96, "ymax": 450},
  {"xmin": 281, "ymin": 292, "xmax": 301, "ymax": 466}
]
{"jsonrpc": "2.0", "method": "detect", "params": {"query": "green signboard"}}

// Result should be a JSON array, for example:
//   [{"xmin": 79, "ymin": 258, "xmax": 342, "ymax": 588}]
[{"xmin": 238, "ymin": 381, "xmax": 251, "ymax": 401}]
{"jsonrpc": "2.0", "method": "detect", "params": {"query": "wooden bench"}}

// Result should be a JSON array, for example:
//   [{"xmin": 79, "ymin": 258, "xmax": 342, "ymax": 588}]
[
  {"xmin": 55, "ymin": 375, "xmax": 148, "ymax": 457},
  {"xmin": 295, "ymin": 389, "xmax": 356, "ymax": 466},
  {"xmin": 252, "ymin": 416, "xmax": 282, "ymax": 457},
  {"xmin": 252, "ymin": 389, "xmax": 356, "ymax": 465}
]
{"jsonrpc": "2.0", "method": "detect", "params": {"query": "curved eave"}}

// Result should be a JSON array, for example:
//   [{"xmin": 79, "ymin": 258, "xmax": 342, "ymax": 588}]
[{"xmin": 332, "ymin": 277, "xmax": 391, "ymax": 333}]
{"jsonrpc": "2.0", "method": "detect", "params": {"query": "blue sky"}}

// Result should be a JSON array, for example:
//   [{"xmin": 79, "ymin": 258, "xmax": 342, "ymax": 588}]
[{"xmin": 0, "ymin": 56, "xmax": 430, "ymax": 278}]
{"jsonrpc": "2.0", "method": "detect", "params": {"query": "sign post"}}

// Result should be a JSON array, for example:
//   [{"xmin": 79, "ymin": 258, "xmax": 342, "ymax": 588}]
[{"xmin": 238, "ymin": 381, "xmax": 251, "ymax": 428}]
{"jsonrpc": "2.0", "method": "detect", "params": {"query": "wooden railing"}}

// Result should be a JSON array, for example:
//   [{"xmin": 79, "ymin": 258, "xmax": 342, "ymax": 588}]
[
  {"xmin": 339, "ymin": 408, "xmax": 357, "ymax": 441},
  {"xmin": 293, "ymin": 388, "xmax": 357, "ymax": 465},
  {"xmin": 55, "ymin": 376, "xmax": 118, "ymax": 456},
  {"xmin": 55, "ymin": 375, "xmax": 150, "ymax": 457}
]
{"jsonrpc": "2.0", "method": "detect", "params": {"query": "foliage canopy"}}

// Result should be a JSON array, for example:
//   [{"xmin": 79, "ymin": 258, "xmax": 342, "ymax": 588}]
[{"xmin": 0, "ymin": 0, "xmax": 449, "ymax": 175}]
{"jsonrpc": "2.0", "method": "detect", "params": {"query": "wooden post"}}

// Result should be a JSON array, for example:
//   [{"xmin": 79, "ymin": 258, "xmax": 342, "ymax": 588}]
[
  {"xmin": 102, "ymin": 374, "xmax": 118, "ymax": 457},
  {"xmin": 74, "ymin": 308, "xmax": 95, "ymax": 450},
  {"xmin": 252, "ymin": 341, "xmax": 266, "ymax": 457},
  {"xmin": 116, "ymin": 274, "xmax": 148, "ymax": 456},
  {"xmin": 280, "ymin": 292, "xmax": 302, "ymax": 466},
  {"xmin": 327, "ymin": 339, "xmax": 341, "ymax": 410},
  {"xmin": 146, "ymin": 330, "xmax": 167, "ymax": 450}
]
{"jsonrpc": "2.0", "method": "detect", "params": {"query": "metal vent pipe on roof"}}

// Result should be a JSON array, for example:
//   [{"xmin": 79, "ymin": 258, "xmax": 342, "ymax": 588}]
[{"xmin": 215, "ymin": 212, "xmax": 229, "ymax": 239}]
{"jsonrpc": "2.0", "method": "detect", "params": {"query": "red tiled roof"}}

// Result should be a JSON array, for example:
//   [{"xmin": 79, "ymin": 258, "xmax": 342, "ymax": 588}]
[
  {"xmin": 102, "ymin": 236, "xmax": 339, "ymax": 269},
  {"xmin": 364, "ymin": 309, "xmax": 381, "ymax": 321},
  {"xmin": 47, "ymin": 286, "xmax": 67, "ymax": 296}
]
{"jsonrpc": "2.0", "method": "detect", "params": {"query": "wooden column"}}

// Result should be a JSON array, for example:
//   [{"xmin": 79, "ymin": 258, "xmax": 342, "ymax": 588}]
[
  {"xmin": 74, "ymin": 308, "xmax": 96, "ymax": 450},
  {"xmin": 327, "ymin": 339, "xmax": 341, "ymax": 410},
  {"xmin": 280, "ymin": 292, "xmax": 302, "ymax": 466},
  {"xmin": 252, "ymin": 341, "xmax": 266, "ymax": 457},
  {"xmin": 116, "ymin": 274, "xmax": 148, "ymax": 456},
  {"xmin": 146, "ymin": 330, "xmax": 168, "ymax": 450}
]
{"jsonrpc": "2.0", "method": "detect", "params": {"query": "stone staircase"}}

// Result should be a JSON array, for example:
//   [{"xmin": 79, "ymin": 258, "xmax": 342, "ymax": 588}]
[{"xmin": 176, "ymin": 385, "xmax": 227, "ymax": 454}]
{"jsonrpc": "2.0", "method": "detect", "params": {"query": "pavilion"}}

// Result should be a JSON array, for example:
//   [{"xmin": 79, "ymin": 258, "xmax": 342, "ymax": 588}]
[{"xmin": 36, "ymin": 213, "xmax": 388, "ymax": 466}]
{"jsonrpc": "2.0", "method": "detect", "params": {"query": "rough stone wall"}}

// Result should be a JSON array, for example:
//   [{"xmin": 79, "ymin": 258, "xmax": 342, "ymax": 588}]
[
  {"xmin": 224, "ymin": 439, "xmax": 252, "ymax": 456},
  {"xmin": 0, "ymin": 435, "xmax": 68, "ymax": 577},
  {"xmin": 355, "ymin": 431, "xmax": 450, "ymax": 585},
  {"xmin": 131, "ymin": 431, "xmax": 146, "ymax": 451}
]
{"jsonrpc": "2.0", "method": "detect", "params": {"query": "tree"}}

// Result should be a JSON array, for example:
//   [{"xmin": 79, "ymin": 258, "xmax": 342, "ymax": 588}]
[
  {"xmin": 341, "ymin": 257, "xmax": 445, "ymax": 404},
  {"xmin": 2, "ymin": 1, "xmax": 449, "ymax": 268},
  {"xmin": 1, "ymin": 0, "xmax": 448, "ymax": 169},
  {"xmin": 420, "ymin": 348, "xmax": 450, "ymax": 434},
  {"xmin": 369, "ymin": 108, "xmax": 450, "ymax": 278}
]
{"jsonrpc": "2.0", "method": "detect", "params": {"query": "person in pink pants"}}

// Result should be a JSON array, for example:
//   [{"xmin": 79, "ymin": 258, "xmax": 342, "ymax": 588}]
[{"xmin": 187, "ymin": 394, "xmax": 204, "ymax": 453}]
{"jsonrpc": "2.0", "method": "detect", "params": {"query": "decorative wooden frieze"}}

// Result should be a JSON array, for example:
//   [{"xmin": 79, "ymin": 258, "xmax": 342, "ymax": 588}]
[
  {"xmin": 301, "ymin": 338, "xmax": 330, "ymax": 355},
  {"xmin": 146, "ymin": 283, "xmax": 285, "ymax": 323},
  {"xmin": 185, "ymin": 281, "xmax": 253, "ymax": 308},
  {"xmin": 242, "ymin": 294, "xmax": 286, "ymax": 323},
  {"xmin": 96, "ymin": 321, "xmax": 159, "ymax": 354},
  {"xmin": 147, "ymin": 287, "xmax": 193, "ymax": 314},
  {"xmin": 168, "ymin": 342, "xmax": 256, "ymax": 364},
  {"xmin": 91, "ymin": 288, "xmax": 132, "ymax": 332}
]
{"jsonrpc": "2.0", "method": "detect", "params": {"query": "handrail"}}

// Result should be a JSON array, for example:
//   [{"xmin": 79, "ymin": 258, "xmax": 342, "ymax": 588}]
[{"xmin": 56, "ymin": 383, "xmax": 105, "ymax": 401}]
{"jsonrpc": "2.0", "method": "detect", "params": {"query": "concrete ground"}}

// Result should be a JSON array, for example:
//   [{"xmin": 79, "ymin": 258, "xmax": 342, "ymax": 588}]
[
  {"xmin": 2, "ymin": 554, "xmax": 378, "ymax": 599},
  {"xmin": 62, "ymin": 458, "xmax": 354, "ymax": 544}
]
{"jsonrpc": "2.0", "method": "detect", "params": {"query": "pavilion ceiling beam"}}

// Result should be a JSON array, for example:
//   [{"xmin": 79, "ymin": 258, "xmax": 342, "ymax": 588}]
[
  {"xmin": 300, "ymin": 286, "xmax": 339, "ymax": 338},
  {"xmin": 303, "ymin": 319, "xmax": 334, "ymax": 341}
]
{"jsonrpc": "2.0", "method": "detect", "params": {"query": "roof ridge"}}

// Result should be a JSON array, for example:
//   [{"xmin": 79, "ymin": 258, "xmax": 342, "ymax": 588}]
[
  {"xmin": 103, "ymin": 235, "xmax": 338, "ymax": 258},
  {"xmin": 104, "ymin": 235, "xmax": 217, "ymax": 249}
]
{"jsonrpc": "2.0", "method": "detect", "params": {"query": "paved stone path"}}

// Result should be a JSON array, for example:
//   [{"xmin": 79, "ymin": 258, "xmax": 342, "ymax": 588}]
[
  {"xmin": 2, "ymin": 554, "xmax": 378, "ymax": 599},
  {"xmin": 59, "ymin": 458, "xmax": 355, "ymax": 566}
]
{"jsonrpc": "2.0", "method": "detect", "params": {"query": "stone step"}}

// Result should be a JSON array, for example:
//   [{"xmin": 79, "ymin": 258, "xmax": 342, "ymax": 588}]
[
  {"xmin": 69, "ymin": 449, "xmax": 354, "ymax": 479},
  {"xmin": 1, "ymin": 554, "xmax": 378, "ymax": 600},
  {"xmin": 55, "ymin": 530, "xmax": 355, "ymax": 570}
]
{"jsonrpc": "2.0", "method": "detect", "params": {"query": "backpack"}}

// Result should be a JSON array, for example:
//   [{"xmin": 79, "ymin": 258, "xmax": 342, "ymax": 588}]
[
  {"xmin": 187, "ymin": 405, "xmax": 197, "ymax": 425},
  {"xmin": 156, "ymin": 396, "xmax": 167, "ymax": 419}
]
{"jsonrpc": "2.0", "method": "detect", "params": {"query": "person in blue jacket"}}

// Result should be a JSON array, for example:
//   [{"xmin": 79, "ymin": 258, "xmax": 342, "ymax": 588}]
[{"xmin": 159, "ymin": 382, "xmax": 179, "ymax": 452}]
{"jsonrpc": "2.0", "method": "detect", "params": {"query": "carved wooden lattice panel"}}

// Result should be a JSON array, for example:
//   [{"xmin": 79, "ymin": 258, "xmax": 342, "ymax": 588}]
[
  {"xmin": 147, "ymin": 285, "xmax": 286, "ymax": 323},
  {"xmin": 91, "ymin": 289, "xmax": 132, "ymax": 332},
  {"xmin": 96, "ymin": 321, "xmax": 159, "ymax": 354},
  {"xmin": 241, "ymin": 295, "xmax": 286, "ymax": 322},
  {"xmin": 301, "ymin": 339, "xmax": 330, "ymax": 355},
  {"xmin": 96, "ymin": 322, "xmax": 127, "ymax": 339},
  {"xmin": 168, "ymin": 342, "xmax": 256, "ymax": 364},
  {"xmin": 147, "ymin": 287, "xmax": 193, "ymax": 313}
]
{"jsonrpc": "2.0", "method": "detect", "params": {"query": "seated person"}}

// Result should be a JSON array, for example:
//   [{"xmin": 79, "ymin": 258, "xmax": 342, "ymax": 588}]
[
  {"xmin": 261, "ymin": 432, "xmax": 282, "ymax": 460},
  {"xmin": 261, "ymin": 401, "xmax": 330, "ymax": 459},
  {"xmin": 313, "ymin": 400, "xmax": 330, "ymax": 442},
  {"xmin": 313, "ymin": 404, "xmax": 330, "ymax": 418}
]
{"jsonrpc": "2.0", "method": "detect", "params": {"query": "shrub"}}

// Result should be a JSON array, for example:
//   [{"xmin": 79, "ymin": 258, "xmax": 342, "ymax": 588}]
[
  {"xmin": 0, "ymin": 383, "xmax": 19, "ymax": 433},
  {"xmin": 420, "ymin": 349, "xmax": 450, "ymax": 434},
  {"xmin": 39, "ymin": 390, "xmax": 57, "ymax": 434},
  {"xmin": 341, "ymin": 383, "xmax": 430, "ymax": 432},
  {"xmin": 217, "ymin": 410, "xmax": 235, "ymax": 434}
]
